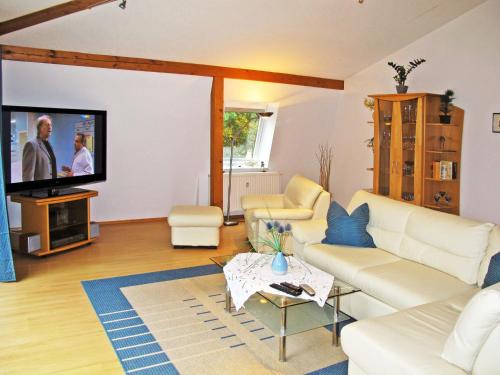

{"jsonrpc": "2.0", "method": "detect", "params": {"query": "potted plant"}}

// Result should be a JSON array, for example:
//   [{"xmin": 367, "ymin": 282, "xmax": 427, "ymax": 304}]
[
  {"xmin": 440, "ymin": 89, "xmax": 455, "ymax": 124},
  {"xmin": 388, "ymin": 59, "xmax": 426, "ymax": 93}
]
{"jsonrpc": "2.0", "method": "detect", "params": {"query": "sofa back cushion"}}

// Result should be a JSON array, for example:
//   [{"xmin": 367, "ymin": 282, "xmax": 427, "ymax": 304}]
[
  {"xmin": 283, "ymin": 175, "xmax": 323, "ymax": 209},
  {"xmin": 441, "ymin": 283, "xmax": 500, "ymax": 372},
  {"xmin": 472, "ymin": 322, "xmax": 500, "ymax": 375},
  {"xmin": 401, "ymin": 208, "xmax": 493, "ymax": 284},
  {"xmin": 347, "ymin": 190, "xmax": 414, "ymax": 254},
  {"xmin": 311, "ymin": 191, "xmax": 331, "ymax": 220}
]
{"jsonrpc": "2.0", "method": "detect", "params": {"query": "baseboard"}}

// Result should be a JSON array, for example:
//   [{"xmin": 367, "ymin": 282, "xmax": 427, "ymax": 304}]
[
  {"xmin": 98, "ymin": 217, "xmax": 167, "ymax": 225},
  {"xmin": 99, "ymin": 214, "xmax": 244, "ymax": 225},
  {"xmin": 224, "ymin": 214, "xmax": 244, "ymax": 221}
]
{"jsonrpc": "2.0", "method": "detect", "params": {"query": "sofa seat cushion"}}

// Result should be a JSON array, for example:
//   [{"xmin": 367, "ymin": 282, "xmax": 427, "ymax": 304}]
[
  {"xmin": 353, "ymin": 259, "xmax": 476, "ymax": 310},
  {"xmin": 342, "ymin": 290, "xmax": 477, "ymax": 375},
  {"xmin": 303, "ymin": 244, "xmax": 400, "ymax": 285}
]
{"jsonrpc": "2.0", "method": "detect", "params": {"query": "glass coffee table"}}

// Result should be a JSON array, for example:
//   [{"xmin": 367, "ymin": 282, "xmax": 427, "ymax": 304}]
[{"xmin": 210, "ymin": 254, "xmax": 360, "ymax": 361}]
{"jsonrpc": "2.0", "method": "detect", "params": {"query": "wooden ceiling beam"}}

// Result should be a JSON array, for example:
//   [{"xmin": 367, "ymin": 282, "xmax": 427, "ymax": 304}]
[
  {"xmin": 0, "ymin": 0, "xmax": 117, "ymax": 36},
  {"xmin": 0, "ymin": 45, "xmax": 344, "ymax": 90}
]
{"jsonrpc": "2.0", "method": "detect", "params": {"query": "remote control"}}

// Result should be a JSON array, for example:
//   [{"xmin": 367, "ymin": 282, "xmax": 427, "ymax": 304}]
[
  {"xmin": 280, "ymin": 282, "xmax": 303, "ymax": 293},
  {"xmin": 269, "ymin": 283, "xmax": 302, "ymax": 296},
  {"xmin": 299, "ymin": 284, "xmax": 316, "ymax": 296}
]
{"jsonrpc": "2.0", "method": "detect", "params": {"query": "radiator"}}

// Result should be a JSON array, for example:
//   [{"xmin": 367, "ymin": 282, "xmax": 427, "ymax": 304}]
[{"xmin": 223, "ymin": 172, "xmax": 281, "ymax": 215}]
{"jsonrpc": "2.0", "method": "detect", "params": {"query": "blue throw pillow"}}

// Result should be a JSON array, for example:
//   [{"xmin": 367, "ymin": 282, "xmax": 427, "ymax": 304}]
[
  {"xmin": 483, "ymin": 252, "xmax": 500, "ymax": 288},
  {"xmin": 321, "ymin": 201, "xmax": 375, "ymax": 247}
]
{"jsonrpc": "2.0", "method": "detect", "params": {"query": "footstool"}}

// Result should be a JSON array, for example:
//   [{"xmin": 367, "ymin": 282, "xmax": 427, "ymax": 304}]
[{"xmin": 167, "ymin": 205, "xmax": 223, "ymax": 248}]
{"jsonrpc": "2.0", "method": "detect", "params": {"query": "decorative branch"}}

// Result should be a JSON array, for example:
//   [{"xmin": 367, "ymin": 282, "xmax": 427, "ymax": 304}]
[{"xmin": 316, "ymin": 143, "xmax": 333, "ymax": 193}]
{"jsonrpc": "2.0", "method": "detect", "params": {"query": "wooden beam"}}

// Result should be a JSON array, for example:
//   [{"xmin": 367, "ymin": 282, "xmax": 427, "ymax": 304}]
[
  {"xmin": 0, "ymin": 45, "xmax": 344, "ymax": 90},
  {"xmin": 210, "ymin": 77, "xmax": 224, "ymax": 209},
  {"xmin": 0, "ymin": 1, "xmax": 117, "ymax": 36}
]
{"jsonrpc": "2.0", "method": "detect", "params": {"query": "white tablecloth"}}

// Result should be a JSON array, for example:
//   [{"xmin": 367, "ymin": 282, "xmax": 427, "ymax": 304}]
[{"xmin": 223, "ymin": 253, "xmax": 334, "ymax": 311}]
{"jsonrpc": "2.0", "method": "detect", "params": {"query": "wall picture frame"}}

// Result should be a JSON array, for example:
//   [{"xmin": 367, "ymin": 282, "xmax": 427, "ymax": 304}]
[{"xmin": 493, "ymin": 113, "xmax": 500, "ymax": 133}]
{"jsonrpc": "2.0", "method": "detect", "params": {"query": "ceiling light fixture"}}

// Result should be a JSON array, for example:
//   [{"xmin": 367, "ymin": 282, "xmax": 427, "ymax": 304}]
[{"xmin": 118, "ymin": 0, "xmax": 127, "ymax": 9}]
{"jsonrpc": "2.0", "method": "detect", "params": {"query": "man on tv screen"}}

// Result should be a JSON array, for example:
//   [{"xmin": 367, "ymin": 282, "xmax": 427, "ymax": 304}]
[
  {"xmin": 62, "ymin": 133, "xmax": 94, "ymax": 176},
  {"xmin": 22, "ymin": 115, "xmax": 57, "ymax": 181}
]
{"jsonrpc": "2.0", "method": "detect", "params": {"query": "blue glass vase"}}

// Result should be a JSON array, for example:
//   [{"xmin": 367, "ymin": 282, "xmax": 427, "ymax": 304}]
[{"xmin": 271, "ymin": 252, "xmax": 288, "ymax": 275}]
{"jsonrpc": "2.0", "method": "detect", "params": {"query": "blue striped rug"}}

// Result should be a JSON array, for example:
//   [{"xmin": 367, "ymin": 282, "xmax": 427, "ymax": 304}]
[{"xmin": 82, "ymin": 265, "xmax": 350, "ymax": 374}]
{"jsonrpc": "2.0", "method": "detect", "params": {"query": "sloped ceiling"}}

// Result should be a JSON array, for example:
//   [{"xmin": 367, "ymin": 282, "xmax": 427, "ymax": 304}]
[{"xmin": 0, "ymin": 0, "xmax": 486, "ymax": 79}]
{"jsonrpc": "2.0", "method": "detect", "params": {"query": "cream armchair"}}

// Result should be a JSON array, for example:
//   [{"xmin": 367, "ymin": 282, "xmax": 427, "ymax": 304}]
[{"xmin": 241, "ymin": 175, "xmax": 330, "ymax": 253}]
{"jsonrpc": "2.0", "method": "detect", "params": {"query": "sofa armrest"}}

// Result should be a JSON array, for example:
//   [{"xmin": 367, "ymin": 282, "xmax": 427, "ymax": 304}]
[
  {"xmin": 252, "ymin": 208, "xmax": 313, "ymax": 220},
  {"xmin": 241, "ymin": 194, "xmax": 284, "ymax": 210},
  {"xmin": 292, "ymin": 219, "xmax": 327, "ymax": 245}
]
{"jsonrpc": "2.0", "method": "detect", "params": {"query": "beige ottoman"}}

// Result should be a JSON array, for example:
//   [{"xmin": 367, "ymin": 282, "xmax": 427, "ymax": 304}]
[{"xmin": 167, "ymin": 205, "xmax": 223, "ymax": 248}]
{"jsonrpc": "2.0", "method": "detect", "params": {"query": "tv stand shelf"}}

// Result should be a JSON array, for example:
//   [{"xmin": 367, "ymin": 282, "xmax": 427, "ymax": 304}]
[{"xmin": 11, "ymin": 190, "xmax": 98, "ymax": 256}]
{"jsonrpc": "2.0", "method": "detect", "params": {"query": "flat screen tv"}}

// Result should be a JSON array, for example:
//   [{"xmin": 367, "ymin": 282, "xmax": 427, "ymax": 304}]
[{"xmin": 1, "ymin": 105, "xmax": 106, "ymax": 196}]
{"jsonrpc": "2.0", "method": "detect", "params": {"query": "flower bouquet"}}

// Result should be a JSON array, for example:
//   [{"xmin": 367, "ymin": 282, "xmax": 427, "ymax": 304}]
[{"xmin": 259, "ymin": 221, "xmax": 292, "ymax": 275}]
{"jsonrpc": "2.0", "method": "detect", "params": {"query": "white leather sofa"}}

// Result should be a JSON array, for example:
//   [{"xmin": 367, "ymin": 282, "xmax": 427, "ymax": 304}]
[
  {"xmin": 343, "ymin": 283, "xmax": 500, "ymax": 375},
  {"xmin": 241, "ymin": 174, "xmax": 330, "ymax": 253},
  {"xmin": 292, "ymin": 190, "xmax": 500, "ymax": 374}
]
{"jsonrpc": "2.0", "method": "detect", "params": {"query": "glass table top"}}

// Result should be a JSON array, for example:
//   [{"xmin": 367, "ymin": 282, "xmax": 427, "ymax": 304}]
[{"xmin": 211, "ymin": 252, "xmax": 359, "ymax": 337}]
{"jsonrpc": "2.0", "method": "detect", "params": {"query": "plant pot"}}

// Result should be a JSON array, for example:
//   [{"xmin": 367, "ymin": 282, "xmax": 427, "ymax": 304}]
[
  {"xmin": 271, "ymin": 252, "xmax": 288, "ymax": 275},
  {"xmin": 396, "ymin": 85, "xmax": 408, "ymax": 94},
  {"xmin": 440, "ymin": 115, "xmax": 451, "ymax": 124}
]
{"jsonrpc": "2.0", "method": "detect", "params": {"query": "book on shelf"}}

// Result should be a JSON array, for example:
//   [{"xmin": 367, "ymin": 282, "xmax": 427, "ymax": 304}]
[{"xmin": 432, "ymin": 161, "xmax": 454, "ymax": 180}]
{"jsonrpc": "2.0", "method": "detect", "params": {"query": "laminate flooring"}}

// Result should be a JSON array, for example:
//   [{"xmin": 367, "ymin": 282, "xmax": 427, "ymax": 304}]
[{"xmin": 0, "ymin": 220, "xmax": 248, "ymax": 375}]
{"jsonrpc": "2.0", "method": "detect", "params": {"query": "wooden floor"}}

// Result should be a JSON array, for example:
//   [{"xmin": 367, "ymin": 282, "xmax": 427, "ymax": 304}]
[{"xmin": 0, "ymin": 221, "xmax": 249, "ymax": 375}]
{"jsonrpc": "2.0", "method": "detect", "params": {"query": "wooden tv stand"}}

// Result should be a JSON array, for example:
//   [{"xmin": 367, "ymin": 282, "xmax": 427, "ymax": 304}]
[{"xmin": 11, "ymin": 190, "xmax": 98, "ymax": 256}]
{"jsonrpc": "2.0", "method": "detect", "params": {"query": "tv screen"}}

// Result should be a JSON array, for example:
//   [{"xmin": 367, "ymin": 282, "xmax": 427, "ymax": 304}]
[{"xmin": 1, "ymin": 106, "xmax": 106, "ymax": 194}]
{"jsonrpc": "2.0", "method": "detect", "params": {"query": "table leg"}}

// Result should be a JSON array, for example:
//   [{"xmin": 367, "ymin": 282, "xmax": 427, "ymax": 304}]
[
  {"xmin": 279, "ymin": 307, "xmax": 287, "ymax": 362},
  {"xmin": 225, "ymin": 283, "xmax": 232, "ymax": 313},
  {"xmin": 333, "ymin": 286, "xmax": 340, "ymax": 347}
]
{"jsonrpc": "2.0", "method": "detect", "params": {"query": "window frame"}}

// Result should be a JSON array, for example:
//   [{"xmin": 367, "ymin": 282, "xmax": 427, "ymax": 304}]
[{"xmin": 222, "ymin": 104, "xmax": 277, "ymax": 172}]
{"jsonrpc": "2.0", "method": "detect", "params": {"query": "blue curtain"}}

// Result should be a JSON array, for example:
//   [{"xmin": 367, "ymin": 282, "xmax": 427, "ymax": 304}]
[
  {"xmin": 0, "ymin": 50, "xmax": 16, "ymax": 282},
  {"xmin": 0, "ymin": 160, "xmax": 15, "ymax": 282}
]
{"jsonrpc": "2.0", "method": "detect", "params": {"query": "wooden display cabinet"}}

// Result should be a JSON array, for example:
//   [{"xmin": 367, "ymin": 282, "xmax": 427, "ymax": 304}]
[
  {"xmin": 10, "ymin": 190, "xmax": 98, "ymax": 256},
  {"xmin": 370, "ymin": 93, "xmax": 463, "ymax": 215}
]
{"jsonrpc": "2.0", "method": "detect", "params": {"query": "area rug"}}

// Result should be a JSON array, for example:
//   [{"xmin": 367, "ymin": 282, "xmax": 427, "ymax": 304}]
[{"xmin": 82, "ymin": 265, "xmax": 350, "ymax": 375}]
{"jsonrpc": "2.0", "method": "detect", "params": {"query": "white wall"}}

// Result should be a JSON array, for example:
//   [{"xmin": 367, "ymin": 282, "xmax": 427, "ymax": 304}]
[
  {"xmin": 3, "ymin": 61, "xmax": 212, "ymax": 225},
  {"xmin": 333, "ymin": 0, "xmax": 500, "ymax": 223},
  {"xmin": 224, "ymin": 79, "xmax": 341, "ymax": 188},
  {"xmin": 3, "ymin": 65, "xmax": 341, "ymax": 225}
]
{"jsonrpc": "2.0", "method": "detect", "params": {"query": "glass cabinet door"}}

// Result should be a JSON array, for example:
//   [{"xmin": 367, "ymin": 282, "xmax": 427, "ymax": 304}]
[
  {"xmin": 375, "ymin": 97, "xmax": 419, "ymax": 202},
  {"xmin": 376, "ymin": 99, "xmax": 393, "ymax": 196},
  {"xmin": 399, "ymin": 99, "xmax": 418, "ymax": 203}
]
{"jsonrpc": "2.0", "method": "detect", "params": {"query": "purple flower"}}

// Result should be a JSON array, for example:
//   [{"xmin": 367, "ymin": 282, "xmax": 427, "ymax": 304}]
[
  {"xmin": 273, "ymin": 221, "xmax": 280, "ymax": 229},
  {"xmin": 266, "ymin": 222, "xmax": 273, "ymax": 230},
  {"xmin": 278, "ymin": 225, "xmax": 285, "ymax": 234},
  {"xmin": 285, "ymin": 223, "xmax": 292, "ymax": 232}
]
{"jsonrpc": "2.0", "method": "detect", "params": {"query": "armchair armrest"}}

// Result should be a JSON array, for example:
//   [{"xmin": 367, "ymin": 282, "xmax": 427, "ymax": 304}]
[
  {"xmin": 252, "ymin": 208, "xmax": 313, "ymax": 220},
  {"xmin": 292, "ymin": 219, "xmax": 327, "ymax": 245},
  {"xmin": 241, "ymin": 194, "xmax": 284, "ymax": 210}
]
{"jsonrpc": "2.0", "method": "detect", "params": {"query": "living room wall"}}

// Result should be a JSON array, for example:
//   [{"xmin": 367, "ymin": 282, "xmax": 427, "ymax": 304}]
[
  {"xmin": 3, "ymin": 61, "xmax": 212, "ymax": 224},
  {"xmin": 3, "ymin": 63, "xmax": 341, "ymax": 225},
  {"xmin": 332, "ymin": 0, "xmax": 500, "ymax": 223}
]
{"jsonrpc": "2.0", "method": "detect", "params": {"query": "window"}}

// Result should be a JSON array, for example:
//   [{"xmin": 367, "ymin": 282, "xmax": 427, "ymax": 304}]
[{"xmin": 223, "ymin": 107, "xmax": 277, "ymax": 170}]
